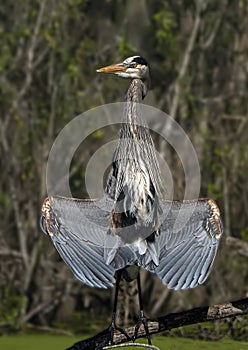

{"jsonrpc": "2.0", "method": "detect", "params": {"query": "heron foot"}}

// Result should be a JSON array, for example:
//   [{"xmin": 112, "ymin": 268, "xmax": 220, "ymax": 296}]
[
  {"xmin": 108, "ymin": 313, "xmax": 132, "ymax": 344},
  {"xmin": 133, "ymin": 310, "xmax": 152, "ymax": 345}
]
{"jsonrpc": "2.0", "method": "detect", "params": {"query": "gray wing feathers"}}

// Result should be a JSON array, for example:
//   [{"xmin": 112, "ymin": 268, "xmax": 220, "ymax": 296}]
[
  {"xmin": 53, "ymin": 237, "xmax": 115, "ymax": 288},
  {"xmin": 146, "ymin": 199, "xmax": 222, "ymax": 290},
  {"xmin": 41, "ymin": 196, "xmax": 117, "ymax": 288},
  {"xmin": 41, "ymin": 196, "xmax": 222, "ymax": 290},
  {"xmin": 50, "ymin": 196, "xmax": 112, "ymax": 245}
]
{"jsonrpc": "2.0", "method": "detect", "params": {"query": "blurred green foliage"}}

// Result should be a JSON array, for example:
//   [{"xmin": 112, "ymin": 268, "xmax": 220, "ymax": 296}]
[{"xmin": 0, "ymin": 282, "xmax": 26, "ymax": 332}]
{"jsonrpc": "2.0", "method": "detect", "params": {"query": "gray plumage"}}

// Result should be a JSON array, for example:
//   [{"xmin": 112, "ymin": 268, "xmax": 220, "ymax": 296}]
[
  {"xmin": 40, "ymin": 196, "xmax": 222, "ymax": 290},
  {"xmin": 40, "ymin": 55, "xmax": 223, "ymax": 290}
]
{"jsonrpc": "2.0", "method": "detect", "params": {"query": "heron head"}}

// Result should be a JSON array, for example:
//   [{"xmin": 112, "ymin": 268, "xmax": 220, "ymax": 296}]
[{"xmin": 97, "ymin": 56, "xmax": 149, "ymax": 80}]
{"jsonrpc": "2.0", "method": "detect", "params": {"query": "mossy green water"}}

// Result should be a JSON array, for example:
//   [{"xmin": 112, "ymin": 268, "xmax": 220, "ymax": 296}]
[{"xmin": 0, "ymin": 334, "xmax": 247, "ymax": 350}]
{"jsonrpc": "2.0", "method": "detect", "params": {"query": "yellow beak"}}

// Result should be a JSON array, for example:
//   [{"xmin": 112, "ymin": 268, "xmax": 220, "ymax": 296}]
[{"xmin": 96, "ymin": 63, "xmax": 127, "ymax": 73}]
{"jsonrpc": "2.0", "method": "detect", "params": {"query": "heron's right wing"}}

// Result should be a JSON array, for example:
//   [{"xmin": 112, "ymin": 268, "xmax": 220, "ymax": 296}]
[
  {"xmin": 40, "ymin": 195, "xmax": 134, "ymax": 288},
  {"xmin": 145, "ymin": 198, "xmax": 223, "ymax": 290}
]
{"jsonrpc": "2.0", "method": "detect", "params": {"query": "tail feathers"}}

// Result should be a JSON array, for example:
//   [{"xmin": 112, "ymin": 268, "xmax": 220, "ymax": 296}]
[
  {"xmin": 137, "ymin": 240, "xmax": 160, "ymax": 267},
  {"xmin": 110, "ymin": 246, "xmax": 137, "ymax": 270}
]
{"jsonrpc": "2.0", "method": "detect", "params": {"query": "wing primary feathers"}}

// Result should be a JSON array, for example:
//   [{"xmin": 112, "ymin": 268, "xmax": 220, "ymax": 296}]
[
  {"xmin": 198, "ymin": 244, "xmax": 218, "ymax": 284},
  {"xmin": 152, "ymin": 200, "xmax": 222, "ymax": 290},
  {"xmin": 41, "ymin": 196, "xmax": 117, "ymax": 288},
  {"xmin": 188, "ymin": 245, "xmax": 213, "ymax": 289},
  {"xmin": 54, "ymin": 240, "xmax": 109, "ymax": 288},
  {"xmin": 167, "ymin": 247, "xmax": 200, "ymax": 290},
  {"xmin": 155, "ymin": 238, "xmax": 193, "ymax": 285},
  {"xmin": 54, "ymin": 241, "xmax": 89, "ymax": 286},
  {"xmin": 52, "ymin": 231, "xmax": 116, "ymax": 288},
  {"xmin": 158, "ymin": 235, "xmax": 192, "ymax": 275},
  {"xmin": 176, "ymin": 250, "xmax": 203, "ymax": 290}
]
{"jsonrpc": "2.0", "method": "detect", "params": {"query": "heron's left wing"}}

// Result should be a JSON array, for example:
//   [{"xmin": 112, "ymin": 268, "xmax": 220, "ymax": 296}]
[
  {"xmin": 144, "ymin": 198, "xmax": 223, "ymax": 290},
  {"xmin": 40, "ymin": 195, "xmax": 135, "ymax": 288}
]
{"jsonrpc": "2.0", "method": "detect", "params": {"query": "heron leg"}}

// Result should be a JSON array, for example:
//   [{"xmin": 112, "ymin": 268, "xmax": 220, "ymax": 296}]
[
  {"xmin": 108, "ymin": 270, "xmax": 131, "ymax": 344},
  {"xmin": 133, "ymin": 272, "xmax": 152, "ymax": 345}
]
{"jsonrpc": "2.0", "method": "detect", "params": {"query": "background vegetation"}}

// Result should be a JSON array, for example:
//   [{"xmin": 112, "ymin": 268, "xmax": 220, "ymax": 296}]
[{"xmin": 0, "ymin": 0, "xmax": 247, "ymax": 340}]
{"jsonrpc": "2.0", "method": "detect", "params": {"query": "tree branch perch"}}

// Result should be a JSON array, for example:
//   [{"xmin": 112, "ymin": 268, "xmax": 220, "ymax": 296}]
[{"xmin": 67, "ymin": 298, "xmax": 248, "ymax": 350}]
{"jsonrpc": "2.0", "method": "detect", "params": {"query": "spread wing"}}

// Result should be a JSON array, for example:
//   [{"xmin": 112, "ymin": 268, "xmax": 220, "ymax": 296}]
[
  {"xmin": 40, "ymin": 195, "xmax": 135, "ymax": 288},
  {"xmin": 143, "ymin": 198, "xmax": 223, "ymax": 290},
  {"xmin": 41, "ymin": 195, "xmax": 223, "ymax": 291}
]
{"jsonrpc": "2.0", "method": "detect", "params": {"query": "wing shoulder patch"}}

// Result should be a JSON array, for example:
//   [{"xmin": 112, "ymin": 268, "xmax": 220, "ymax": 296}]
[
  {"xmin": 202, "ymin": 198, "xmax": 223, "ymax": 240},
  {"xmin": 41, "ymin": 197, "xmax": 55, "ymax": 236}
]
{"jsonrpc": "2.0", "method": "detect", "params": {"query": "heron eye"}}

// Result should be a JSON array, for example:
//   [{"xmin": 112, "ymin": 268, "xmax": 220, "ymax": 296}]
[{"xmin": 130, "ymin": 63, "xmax": 137, "ymax": 68}]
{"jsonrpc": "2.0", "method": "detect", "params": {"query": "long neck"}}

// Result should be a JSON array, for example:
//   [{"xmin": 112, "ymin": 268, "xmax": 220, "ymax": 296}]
[
  {"xmin": 121, "ymin": 79, "xmax": 147, "ymax": 137},
  {"xmin": 126, "ymin": 78, "xmax": 147, "ymax": 103},
  {"xmin": 105, "ymin": 78, "xmax": 162, "ymax": 202}
]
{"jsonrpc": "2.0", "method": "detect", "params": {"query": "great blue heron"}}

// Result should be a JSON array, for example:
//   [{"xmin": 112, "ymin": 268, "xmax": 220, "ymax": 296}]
[{"xmin": 40, "ymin": 55, "xmax": 223, "ymax": 344}]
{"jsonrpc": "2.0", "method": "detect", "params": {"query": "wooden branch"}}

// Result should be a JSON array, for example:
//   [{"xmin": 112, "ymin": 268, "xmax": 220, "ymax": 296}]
[{"xmin": 67, "ymin": 298, "xmax": 248, "ymax": 350}]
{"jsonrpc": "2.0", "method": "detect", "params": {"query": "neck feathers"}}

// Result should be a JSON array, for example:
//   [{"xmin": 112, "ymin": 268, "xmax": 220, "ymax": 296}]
[{"xmin": 126, "ymin": 79, "xmax": 149, "ymax": 102}]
